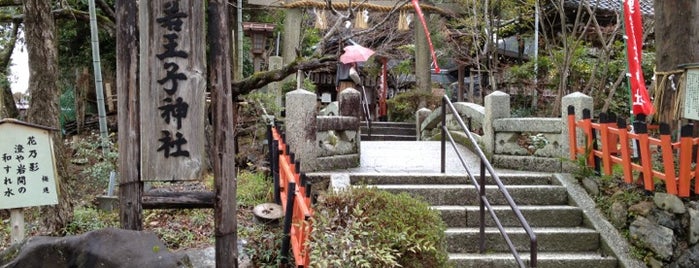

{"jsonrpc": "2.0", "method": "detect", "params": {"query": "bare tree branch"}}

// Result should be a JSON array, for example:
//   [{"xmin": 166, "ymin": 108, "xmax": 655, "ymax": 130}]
[
  {"xmin": 95, "ymin": 0, "xmax": 116, "ymax": 23},
  {"xmin": 0, "ymin": 0, "xmax": 20, "ymax": 7},
  {"xmin": 232, "ymin": 55, "xmax": 337, "ymax": 96},
  {"xmin": 0, "ymin": 22, "xmax": 19, "ymax": 70},
  {"xmin": 0, "ymin": 8, "xmax": 116, "ymax": 34},
  {"xmin": 1, "ymin": 22, "xmax": 20, "ymax": 118}
]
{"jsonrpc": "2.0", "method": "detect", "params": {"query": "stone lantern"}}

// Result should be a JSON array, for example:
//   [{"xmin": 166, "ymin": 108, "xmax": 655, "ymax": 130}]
[{"xmin": 243, "ymin": 22, "xmax": 275, "ymax": 72}]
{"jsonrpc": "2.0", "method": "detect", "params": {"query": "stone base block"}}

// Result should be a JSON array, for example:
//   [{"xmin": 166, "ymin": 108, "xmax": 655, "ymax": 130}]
[
  {"xmin": 314, "ymin": 154, "xmax": 360, "ymax": 171},
  {"xmin": 492, "ymin": 155, "xmax": 562, "ymax": 173}
]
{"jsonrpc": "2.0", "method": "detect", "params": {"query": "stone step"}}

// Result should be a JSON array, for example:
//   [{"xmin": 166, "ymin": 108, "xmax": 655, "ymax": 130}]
[
  {"xmin": 361, "ymin": 134, "xmax": 416, "ymax": 141},
  {"xmin": 348, "ymin": 173, "xmax": 554, "ymax": 186},
  {"xmin": 374, "ymin": 184, "xmax": 569, "ymax": 206},
  {"xmin": 361, "ymin": 125, "xmax": 416, "ymax": 136},
  {"xmin": 434, "ymin": 205, "xmax": 583, "ymax": 228},
  {"xmin": 362, "ymin": 121, "xmax": 414, "ymax": 129},
  {"xmin": 448, "ymin": 252, "xmax": 617, "ymax": 268},
  {"xmin": 445, "ymin": 227, "xmax": 600, "ymax": 253}
]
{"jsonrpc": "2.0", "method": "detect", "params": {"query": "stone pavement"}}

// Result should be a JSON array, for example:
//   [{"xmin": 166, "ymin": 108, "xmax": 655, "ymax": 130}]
[{"xmin": 314, "ymin": 140, "xmax": 542, "ymax": 176}]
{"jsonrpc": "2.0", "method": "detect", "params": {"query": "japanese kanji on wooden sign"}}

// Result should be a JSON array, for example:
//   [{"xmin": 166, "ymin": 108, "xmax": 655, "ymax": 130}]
[
  {"xmin": 0, "ymin": 119, "xmax": 59, "ymax": 210},
  {"xmin": 139, "ymin": 0, "xmax": 206, "ymax": 181}
]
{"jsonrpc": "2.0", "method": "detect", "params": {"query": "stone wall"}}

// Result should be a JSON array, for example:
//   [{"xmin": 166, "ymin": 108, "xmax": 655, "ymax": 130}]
[
  {"xmin": 419, "ymin": 91, "xmax": 593, "ymax": 172},
  {"xmin": 284, "ymin": 88, "xmax": 361, "ymax": 172}
]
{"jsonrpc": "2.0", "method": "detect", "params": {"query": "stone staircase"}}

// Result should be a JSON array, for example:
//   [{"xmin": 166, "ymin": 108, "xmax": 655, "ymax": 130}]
[
  {"xmin": 360, "ymin": 121, "xmax": 415, "ymax": 141},
  {"xmin": 346, "ymin": 173, "xmax": 619, "ymax": 268}
]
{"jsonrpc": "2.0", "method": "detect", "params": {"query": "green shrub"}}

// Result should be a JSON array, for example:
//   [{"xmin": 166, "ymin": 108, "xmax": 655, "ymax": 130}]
[
  {"xmin": 237, "ymin": 170, "xmax": 273, "ymax": 207},
  {"xmin": 71, "ymin": 132, "xmax": 118, "ymax": 190},
  {"xmin": 63, "ymin": 207, "xmax": 119, "ymax": 235},
  {"xmin": 387, "ymin": 90, "xmax": 441, "ymax": 122},
  {"xmin": 281, "ymin": 78, "xmax": 317, "ymax": 94},
  {"xmin": 59, "ymin": 87, "xmax": 76, "ymax": 128},
  {"xmin": 309, "ymin": 186, "xmax": 449, "ymax": 268},
  {"xmin": 242, "ymin": 224, "xmax": 287, "ymax": 268}
]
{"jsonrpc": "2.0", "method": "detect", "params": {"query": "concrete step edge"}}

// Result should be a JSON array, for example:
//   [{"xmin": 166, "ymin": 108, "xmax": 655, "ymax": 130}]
[
  {"xmin": 445, "ymin": 227, "xmax": 598, "ymax": 233},
  {"xmin": 433, "ymin": 205, "xmax": 580, "ymax": 211},
  {"xmin": 448, "ymin": 252, "xmax": 616, "ymax": 260},
  {"xmin": 375, "ymin": 184, "xmax": 569, "ymax": 205},
  {"xmin": 448, "ymin": 252, "xmax": 618, "ymax": 268},
  {"xmin": 361, "ymin": 121, "xmax": 415, "ymax": 128},
  {"xmin": 361, "ymin": 134, "xmax": 416, "ymax": 138},
  {"xmin": 375, "ymin": 185, "xmax": 565, "ymax": 189},
  {"xmin": 346, "ymin": 173, "xmax": 555, "ymax": 185},
  {"xmin": 436, "ymin": 205, "xmax": 584, "ymax": 228}
]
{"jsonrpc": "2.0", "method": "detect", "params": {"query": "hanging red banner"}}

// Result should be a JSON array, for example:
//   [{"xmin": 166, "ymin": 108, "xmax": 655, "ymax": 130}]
[
  {"xmin": 379, "ymin": 57, "xmax": 388, "ymax": 118},
  {"xmin": 411, "ymin": 0, "xmax": 440, "ymax": 73},
  {"xmin": 624, "ymin": 0, "xmax": 654, "ymax": 116}
]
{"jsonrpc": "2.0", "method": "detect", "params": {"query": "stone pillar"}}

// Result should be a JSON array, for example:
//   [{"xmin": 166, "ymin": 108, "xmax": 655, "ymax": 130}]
[
  {"xmin": 338, "ymin": 87, "xmax": 361, "ymax": 118},
  {"xmin": 414, "ymin": 17, "xmax": 431, "ymax": 94},
  {"xmin": 285, "ymin": 89, "xmax": 317, "ymax": 172},
  {"xmin": 416, "ymin": 108, "xmax": 432, "ymax": 141},
  {"xmin": 282, "ymin": 8, "xmax": 302, "ymax": 81},
  {"xmin": 561, "ymin": 92, "xmax": 593, "ymax": 161},
  {"xmin": 339, "ymin": 88, "xmax": 361, "ymax": 155},
  {"xmin": 268, "ymin": 56, "xmax": 283, "ymax": 114},
  {"xmin": 484, "ymin": 91, "xmax": 510, "ymax": 157}
]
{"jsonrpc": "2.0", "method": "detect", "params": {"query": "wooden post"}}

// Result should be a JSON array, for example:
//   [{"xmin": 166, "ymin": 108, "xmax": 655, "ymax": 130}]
[
  {"xmin": 105, "ymin": 82, "xmax": 114, "ymax": 113},
  {"xmin": 116, "ymin": 0, "xmax": 143, "ymax": 230},
  {"xmin": 10, "ymin": 209, "xmax": 24, "ymax": 244},
  {"xmin": 468, "ymin": 69, "xmax": 475, "ymax": 103},
  {"xmin": 209, "ymin": 1, "xmax": 238, "ymax": 267},
  {"xmin": 457, "ymin": 65, "xmax": 464, "ymax": 102}
]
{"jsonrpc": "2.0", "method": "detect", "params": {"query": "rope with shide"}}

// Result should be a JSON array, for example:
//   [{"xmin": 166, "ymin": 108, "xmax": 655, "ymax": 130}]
[{"xmin": 282, "ymin": 0, "xmax": 452, "ymax": 16}]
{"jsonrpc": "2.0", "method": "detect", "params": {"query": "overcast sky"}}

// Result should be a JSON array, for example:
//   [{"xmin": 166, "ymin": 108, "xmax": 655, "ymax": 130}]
[{"xmin": 10, "ymin": 42, "xmax": 29, "ymax": 94}]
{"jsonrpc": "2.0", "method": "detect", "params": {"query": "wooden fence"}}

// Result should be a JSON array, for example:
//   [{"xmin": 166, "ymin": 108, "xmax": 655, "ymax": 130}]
[
  {"xmin": 567, "ymin": 106, "xmax": 699, "ymax": 197},
  {"xmin": 270, "ymin": 126, "xmax": 313, "ymax": 267}
]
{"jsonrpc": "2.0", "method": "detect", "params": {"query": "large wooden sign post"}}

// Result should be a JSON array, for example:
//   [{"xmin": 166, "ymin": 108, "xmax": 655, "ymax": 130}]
[
  {"xmin": 116, "ymin": 0, "xmax": 237, "ymax": 267},
  {"xmin": 139, "ymin": 0, "xmax": 206, "ymax": 181}
]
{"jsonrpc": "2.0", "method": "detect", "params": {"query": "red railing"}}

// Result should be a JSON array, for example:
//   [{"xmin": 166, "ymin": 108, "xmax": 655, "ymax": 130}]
[
  {"xmin": 567, "ymin": 106, "xmax": 699, "ymax": 197},
  {"xmin": 270, "ymin": 126, "xmax": 313, "ymax": 267}
]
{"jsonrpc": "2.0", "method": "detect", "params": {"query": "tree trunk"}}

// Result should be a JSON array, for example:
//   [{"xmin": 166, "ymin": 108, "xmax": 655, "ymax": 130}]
[
  {"xmin": 1, "ymin": 85, "xmax": 18, "ymax": 118},
  {"xmin": 655, "ymin": 0, "xmax": 699, "ymax": 124},
  {"xmin": 1, "ymin": 22, "xmax": 20, "ymax": 118},
  {"xmin": 23, "ymin": 0, "xmax": 73, "ymax": 233}
]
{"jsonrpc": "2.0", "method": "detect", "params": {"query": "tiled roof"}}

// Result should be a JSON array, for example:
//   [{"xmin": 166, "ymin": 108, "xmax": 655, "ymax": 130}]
[{"xmin": 565, "ymin": 0, "xmax": 654, "ymax": 16}]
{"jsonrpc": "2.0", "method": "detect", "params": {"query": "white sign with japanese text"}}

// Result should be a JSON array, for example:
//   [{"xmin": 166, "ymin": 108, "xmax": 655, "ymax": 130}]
[
  {"xmin": 684, "ymin": 68, "xmax": 699, "ymax": 121},
  {"xmin": 0, "ymin": 121, "xmax": 59, "ymax": 210}
]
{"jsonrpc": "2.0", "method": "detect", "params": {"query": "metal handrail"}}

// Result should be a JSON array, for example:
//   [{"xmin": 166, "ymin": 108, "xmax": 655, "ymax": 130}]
[
  {"xmin": 360, "ymin": 85, "xmax": 372, "ymax": 139},
  {"xmin": 439, "ymin": 96, "xmax": 537, "ymax": 268}
]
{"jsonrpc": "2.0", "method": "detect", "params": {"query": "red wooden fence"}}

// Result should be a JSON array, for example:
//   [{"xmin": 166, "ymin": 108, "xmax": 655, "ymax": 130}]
[
  {"xmin": 567, "ymin": 106, "xmax": 699, "ymax": 197},
  {"xmin": 271, "ymin": 126, "xmax": 313, "ymax": 267}
]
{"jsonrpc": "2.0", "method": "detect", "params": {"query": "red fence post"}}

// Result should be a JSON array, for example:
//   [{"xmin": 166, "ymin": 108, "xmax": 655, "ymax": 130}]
[
  {"xmin": 281, "ymin": 181, "xmax": 296, "ymax": 264},
  {"xmin": 678, "ymin": 125, "xmax": 694, "ymax": 197},
  {"xmin": 599, "ymin": 113, "xmax": 612, "ymax": 175},
  {"xmin": 658, "ymin": 124, "xmax": 678, "ymax": 195},
  {"xmin": 271, "ymin": 126, "xmax": 314, "ymax": 267},
  {"xmin": 616, "ymin": 118, "xmax": 633, "ymax": 183},
  {"xmin": 607, "ymin": 113, "xmax": 620, "ymax": 155},
  {"xmin": 567, "ymin": 106, "xmax": 578, "ymax": 160},
  {"xmin": 582, "ymin": 109, "xmax": 595, "ymax": 168},
  {"xmin": 633, "ymin": 117, "xmax": 654, "ymax": 191}
]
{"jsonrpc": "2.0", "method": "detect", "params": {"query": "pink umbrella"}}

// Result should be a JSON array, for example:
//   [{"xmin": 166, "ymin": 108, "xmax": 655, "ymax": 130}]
[{"xmin": 340, "ymin": 44, "xmax": 375, "ymax": 64}]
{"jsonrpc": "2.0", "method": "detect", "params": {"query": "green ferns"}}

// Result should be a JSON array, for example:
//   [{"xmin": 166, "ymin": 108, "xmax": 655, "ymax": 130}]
[{"xmin": 309, "ymin": 186, "xmax": 449, "ymax": 268}]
